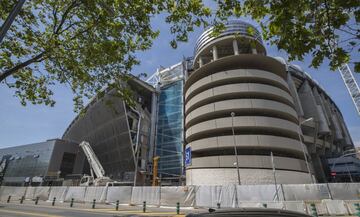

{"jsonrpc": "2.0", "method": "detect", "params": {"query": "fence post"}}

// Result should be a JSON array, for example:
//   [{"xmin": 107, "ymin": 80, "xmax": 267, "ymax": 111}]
[
  {"xmin": 20, "ymin": 196, "xmax": 24, "ymax": 204},
  {"xmin": 35, "ymin": 196, "xmax": 39, "ymax": 205},
  {"xmin": 176, "ymin": 202, "xmax": 180, "ymax": 214},
  {"xmin": 52, "ymin": 197, "xmax": 56, "ymax": 206},
  {"xmin": 217, "ymin": 202, "xmax": 221, "ymax": 209},
  {"xmin": 310, "ymin": 203, "xmax": 318, "ymax": 217},
  {"xmin": 263, "ymin": 203, "xmax": 267, "ymax": 208},
  {"xmin": 116, "ymin": 200, "xmax": 119, "ymax": 211},
  {"xmin": 92, "ymin": 199, "xmax": 96, "ymax": 209},
  {"xmin": 355, "ymin": 203, "xmax": 360, "ymax": 217},
  {"xmin": 143, "ymin": 201, "xmax": 146, "ymax": 213},
  {"xmin": 70, "ymin": 198, "xmax": 74, "ymax": 207},
  {"xmin": 7, "ymin": 195, "xmax": 11, "ymax": 203}
]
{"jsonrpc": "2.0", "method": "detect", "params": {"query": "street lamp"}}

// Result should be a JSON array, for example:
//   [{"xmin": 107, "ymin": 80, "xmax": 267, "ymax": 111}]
[
  {"xmin": 298, "ymin": 117, "xmax": 315, "ymax": 184},
  {"xmin": 231, "ymin": 112, "xmax": 241, "ymax": 185},
  {"xmin": 331, "ymin": 149, "xmax": 360, "ymax": 182}
]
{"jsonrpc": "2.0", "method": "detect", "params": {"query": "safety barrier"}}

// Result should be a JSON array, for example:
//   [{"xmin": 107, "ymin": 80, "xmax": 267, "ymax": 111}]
[{"xmin": 0, "ymin": 183, "xmax": 359, "ymax": 216}]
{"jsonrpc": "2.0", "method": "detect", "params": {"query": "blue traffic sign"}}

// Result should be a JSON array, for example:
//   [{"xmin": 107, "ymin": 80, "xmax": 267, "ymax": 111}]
[{"xmin": 185, "ymin": 145, "xmax": 191, "ymax": 166}]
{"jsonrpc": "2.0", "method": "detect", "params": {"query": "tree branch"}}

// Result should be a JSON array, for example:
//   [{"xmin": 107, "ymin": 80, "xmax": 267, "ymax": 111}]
[{"xmin": 0, "ymin": 52, "xmax": 46, "ymax": 82}]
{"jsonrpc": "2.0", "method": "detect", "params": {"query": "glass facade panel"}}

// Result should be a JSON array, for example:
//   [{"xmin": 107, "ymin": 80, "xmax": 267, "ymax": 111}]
[
  {"xmin": 156, "ymin": 80, "xmax": 184, "ymax": 178},
  {"xmin": 0, "ymin": 141, "xmax": 56, "ymax": 185}
]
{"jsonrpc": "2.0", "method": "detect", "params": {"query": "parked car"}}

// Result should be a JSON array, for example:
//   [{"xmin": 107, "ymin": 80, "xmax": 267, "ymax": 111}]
[{"xmin": 186, "ymin": 208, "xmax": 311, "ymax": 217}]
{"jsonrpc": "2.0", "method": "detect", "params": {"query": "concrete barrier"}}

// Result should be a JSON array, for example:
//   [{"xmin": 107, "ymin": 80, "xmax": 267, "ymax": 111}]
[
  {"xmin": 283, "ymin": 201, "xmax": 307, "ymax": 214},
  {"xmin": 322, "ymin": 199, "xmax": 348, "ymax": 215}
]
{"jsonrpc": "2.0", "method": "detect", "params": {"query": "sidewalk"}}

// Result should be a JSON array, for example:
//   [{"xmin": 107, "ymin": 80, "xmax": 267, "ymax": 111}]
[{"xmin": 1, "ymin": 199, "xmax": 206, "ymax": 216}]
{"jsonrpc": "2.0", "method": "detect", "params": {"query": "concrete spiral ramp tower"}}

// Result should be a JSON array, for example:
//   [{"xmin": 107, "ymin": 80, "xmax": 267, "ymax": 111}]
[{"xmin": 184, "ymin": 20, "xmax": 314, "ymax": 185}]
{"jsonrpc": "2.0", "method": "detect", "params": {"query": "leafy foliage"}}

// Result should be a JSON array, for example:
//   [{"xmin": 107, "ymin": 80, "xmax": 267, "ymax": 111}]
[
  {"xmin": 214, "ymin": 0, "xmax": 360, "ymax": 72},
  {"xmin": 0, "ymin": 0, "xmax": 359, "ymax": 111},
  {"xmin": 0, "ymin": 0, "xmax": 212, "ymax": 111}
]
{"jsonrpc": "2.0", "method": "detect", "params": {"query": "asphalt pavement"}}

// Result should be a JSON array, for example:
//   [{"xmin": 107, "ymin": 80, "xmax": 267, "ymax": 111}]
[{"xmin": 0, "ymin": 200, "xmax": 201, "ymax": 217}]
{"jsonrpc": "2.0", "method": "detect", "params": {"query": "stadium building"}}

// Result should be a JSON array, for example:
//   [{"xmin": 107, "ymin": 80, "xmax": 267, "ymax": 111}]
[{"xmin": 0, "ymin": 20, "xmax": 355, "ymax": 186}]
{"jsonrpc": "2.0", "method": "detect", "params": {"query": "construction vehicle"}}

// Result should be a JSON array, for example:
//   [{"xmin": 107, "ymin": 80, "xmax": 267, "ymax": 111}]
[
  {"xmin": 78, "ymin": 141, "xmax": 114, "ymax": 186},
  {"xmin": 152, "ymin": 156, "xmax": 160, "ymax": 186}
]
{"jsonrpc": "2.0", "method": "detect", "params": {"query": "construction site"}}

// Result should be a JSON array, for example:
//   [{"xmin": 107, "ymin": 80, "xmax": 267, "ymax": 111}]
[{"xmin": 1, "ymin": 20, "xmax": 360, "ymax": 216}]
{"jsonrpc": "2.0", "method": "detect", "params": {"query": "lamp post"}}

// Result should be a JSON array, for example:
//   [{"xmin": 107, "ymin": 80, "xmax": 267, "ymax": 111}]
[
  {"xmin": 231, "ymin": 112, "xmax": 241, "ymax": 185},
  {"xmin": 331, "ymin": 149, "xmax": 360, "ymax": 182},
  {"xmin": 298, "ymin": 117, "xmax": 315, "ymax": 184}
]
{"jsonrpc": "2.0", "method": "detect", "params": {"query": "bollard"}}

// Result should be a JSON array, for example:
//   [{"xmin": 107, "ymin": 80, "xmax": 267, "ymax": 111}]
[
  {"xmin": 310, "ymin": 203, "xmax": 318, "ymax": 217},
  {"xmin": 217, "ymin": 202, "xmax": 221, "ymax": 209},
  {"xmin": 262, "ymin": 203, "xmax": 267, "ymax": 208},
  {"xmin": 355, "ymin": 203, "xmax": 360, "ymax": 217},
  {"xmin": 115, "ymin": 200, "xmax": 119, "ymax": 211},
  {"xmin": 20, "ymin": 196, "xmax": 24, "ymax": 204},
  {"xmin": 7, "ymin": 195, "xmax": 11, "ymax": 203},
  {"xmin": 176, "ymin": 202, "xmax": 180, "ymax": 214},
  {"xmin": 92, "ymin": 199, "xmax": 96, "ymax": 209},
  {"xmin": 143, "ymin": 201, "xmax": 146, "ymax": 213},
  {"xmin": 52, "ymin": 197, "xmax": 56, "ymax": 206},
  {"xmin": 70, "ymin": 198, "xmax": 74, "ymax": 207},
  {"xmin": 35, "ymin": 196, "xmax": 39, "ymax": 205}
]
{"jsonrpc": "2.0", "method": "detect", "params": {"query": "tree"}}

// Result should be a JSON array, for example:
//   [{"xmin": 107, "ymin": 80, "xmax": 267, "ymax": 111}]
[
  {"xmin": 1, "ymin": 0, "xmax": 359, "ymax": 111},
  {"xmin": 0, "ymin": 0, "xmax": 212, "ymax": 111}
]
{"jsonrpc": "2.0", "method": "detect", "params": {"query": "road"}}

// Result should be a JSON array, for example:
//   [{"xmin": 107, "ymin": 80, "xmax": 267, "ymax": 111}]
[{"xmin": 0, "ymin": 202, "xmax": 188, "ymax": 217}]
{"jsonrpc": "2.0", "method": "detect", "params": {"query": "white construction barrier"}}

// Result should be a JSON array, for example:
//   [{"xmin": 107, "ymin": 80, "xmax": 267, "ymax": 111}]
[
  {"xmin": 345, "ymin": 200, "xmax": 360, "ymax": 215},
  {"xmin": 283, "ymin": 201, "xmax": 307, "ymax": 214},
  {"xmin": 48, "ymin": 186, "xmax": 68, "ymax": 202},
  {"xmin": 0, "ymin": 186, "xmax": 27, "ymax": 201},
  {"xmin": 64, "ymin": 186, "xmax": 86, "ymax": 202},
  {"xmin": 195, "ymin": 185, "xmax": 237, "ymax": 208},
  {"xmin": 106, "ymin": 186, "xmax": 132, "ymax": 204},
  {"xmin": 236, "ymin": 184, "xmax": 284, "ymax": 202},
  {"xmin": 238, "ymin": 202, "xmax": 263, "ymax": 208},
  {"xmin": 131, "ymin": 186, "xmax": 160, "ymax": 205},
  {"xmin": 264, "ymin": 201, "xmax": 285, "ymax": 209},
  {"xmin": 282, "ymin": 184, "xmax": 331, "ymax": 201},
  {"xmin": 328, "ymin": 183, "xmax": 360, "ymax": 200},
  {"xmin": 160, "ymin": 186, "xmax": 195, "ymax": 207},
  {"xmin": 322, "ymin": 199, "xmax": 348, "ymax": 215},
  {"xmin": 305, "ymin": 201, "xmax": 328, "ymax": 216},
  {"xmin": 84, "ymin": 186, "xmax": 107, "ymax": 203},
  {"xmin": 24, "ymin": 187, "xmax": 36, "ymax": 200},
  {"xmin": 25, "ymin": 187, "xmax": 50, "ymax": 200}
]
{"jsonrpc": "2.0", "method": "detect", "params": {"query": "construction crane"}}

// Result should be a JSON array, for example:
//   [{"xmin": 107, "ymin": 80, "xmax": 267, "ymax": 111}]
[
  {"xmin": 338, "ymin": 64, "xmax": 360, "ymax": 115},
  {"xmin": 79, "ymin": 141, "xmax": 113, "ymax": 186},
  {"xmin": 152, "ymin": 156, "xmax": 160, "ymax": 186}
]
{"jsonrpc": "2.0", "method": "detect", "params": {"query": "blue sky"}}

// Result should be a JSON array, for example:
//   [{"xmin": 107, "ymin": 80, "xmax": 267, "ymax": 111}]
[{"xmin": 0, "ymin": 17, "xmax": 359, "ymax": 148}]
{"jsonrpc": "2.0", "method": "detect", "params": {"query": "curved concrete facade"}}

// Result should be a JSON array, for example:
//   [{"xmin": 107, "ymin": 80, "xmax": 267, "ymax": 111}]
[
  {"xmin": 185, "ymin": 55, "xmax": 310, "ymax": 184},
  {"xmin": 184, "ymin": 20, "xmax": 351, "ymax": 185}
]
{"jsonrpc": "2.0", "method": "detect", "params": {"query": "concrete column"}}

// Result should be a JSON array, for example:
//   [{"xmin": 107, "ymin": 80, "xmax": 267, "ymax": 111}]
[
  {"xmin": 232, "ymin": 39, "xmax": 239, "ymax": 55},
  {"xmin": 199, "ymin": 56, "xmax": 203, "ymax": 68},
  {"xmin": 212, "ymin": 46, "xmax": 218, "ymax": 61}
]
